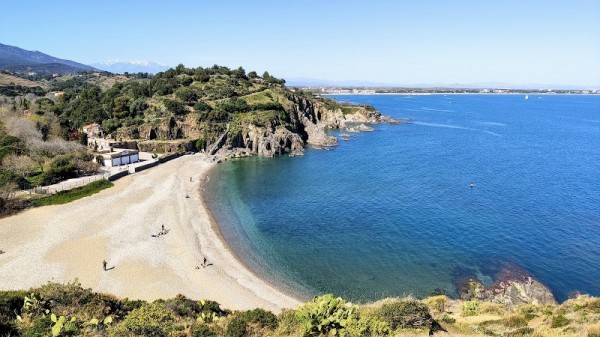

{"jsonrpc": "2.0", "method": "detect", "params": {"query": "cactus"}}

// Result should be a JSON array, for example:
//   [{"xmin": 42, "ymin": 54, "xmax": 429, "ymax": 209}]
[
  {"xmin": 296, "ymin": 294, "xmax": 358, "ymax": 336},
  {"xmin": 51, "ymin": 314, "xmax": 76, "ymax": 336}
]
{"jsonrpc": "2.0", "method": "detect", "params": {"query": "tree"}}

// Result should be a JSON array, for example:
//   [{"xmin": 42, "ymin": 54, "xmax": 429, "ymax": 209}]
[
  {"xmin": 163, "ymin": 99, "xmax": 187, "ymax": 115},
  {"xmin": 112, "ymin": 96, "xmax": 131, "ymax": 118},
  {"xmin": 232, "ymin": 67, "xmax": 247, "ymax": 79},
  {"xmin": 248, "ymin": 71, "xmax": 258, "ymax": 79},
  {"xmin": 1, "ymin": 154, "xmax": 36, "ymax": 179},
  {"xmin": 175, "ymin": 87, "xmax": 198, "ymax": 103},
  {"xmin": 193, "ymin": 101, "xmax": 212, "ymax": 113},
  {"xmin": 262, "ymin": 71, "xmax": 271, "ymax": 80}
]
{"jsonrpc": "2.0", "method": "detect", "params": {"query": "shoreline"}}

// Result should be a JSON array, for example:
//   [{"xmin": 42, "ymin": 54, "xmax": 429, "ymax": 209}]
[
  {"xmin": 201, "ymin": 162, "xmax": 313, "ymax": 303},
  {"xmin": 0, "ymin": 154, "xmax": 301, "ymax": 312}
]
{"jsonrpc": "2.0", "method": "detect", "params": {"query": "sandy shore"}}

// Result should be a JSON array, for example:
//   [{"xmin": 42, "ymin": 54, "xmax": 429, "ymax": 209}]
[{"xmin": 0, "ymin": 154, "xmax": 300, "ymax": 312}]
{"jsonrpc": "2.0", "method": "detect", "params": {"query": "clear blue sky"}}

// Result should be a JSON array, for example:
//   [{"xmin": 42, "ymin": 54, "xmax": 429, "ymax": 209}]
[{"xmin": 1, "ymin": 0, "xmax": 599, "ymax": 87}]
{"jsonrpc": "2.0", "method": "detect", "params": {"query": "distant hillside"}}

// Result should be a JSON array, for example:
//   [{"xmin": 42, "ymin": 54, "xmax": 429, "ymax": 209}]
[
  {"xmin": 0, "ymin": 42, "xmax": 95, "ymax": 77},
  {"xmin": 90, "ymin": 60, "xmax": 169, "ymax": 74},
  {"xmin": 0, "ymin": 73, "xmax": 44, "ymax": 88}
]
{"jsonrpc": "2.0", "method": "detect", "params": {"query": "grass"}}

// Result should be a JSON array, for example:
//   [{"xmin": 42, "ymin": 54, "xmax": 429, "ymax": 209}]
[
  {"xmin": 588, "ymin": 323, "xmax": 600, "ymax": 337},
  {"xmin": 30, "ymin": 180, "xmax": 113, "ymax": 207}
]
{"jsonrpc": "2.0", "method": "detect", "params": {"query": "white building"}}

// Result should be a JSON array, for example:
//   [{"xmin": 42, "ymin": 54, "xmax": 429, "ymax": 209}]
[{"xmin": 99, "ymin": 150, "xmax": 140, "ymax": 167}]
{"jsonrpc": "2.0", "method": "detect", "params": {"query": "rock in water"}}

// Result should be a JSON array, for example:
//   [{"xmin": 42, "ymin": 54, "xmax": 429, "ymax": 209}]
[{"xmin": 458, "ymin": 262, "xmax": 556, "ymax": 307}]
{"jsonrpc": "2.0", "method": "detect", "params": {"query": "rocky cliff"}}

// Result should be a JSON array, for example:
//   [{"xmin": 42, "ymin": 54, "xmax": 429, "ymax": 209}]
[{"xmin": 217, "ymin": 92, "xmax": 394, "ymax": 157}]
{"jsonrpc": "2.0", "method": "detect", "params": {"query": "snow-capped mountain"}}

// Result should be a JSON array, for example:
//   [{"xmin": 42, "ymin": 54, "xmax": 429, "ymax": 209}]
[{"xmin": 90, "ymin": 60, "xmax": 170, "ymax": 74}]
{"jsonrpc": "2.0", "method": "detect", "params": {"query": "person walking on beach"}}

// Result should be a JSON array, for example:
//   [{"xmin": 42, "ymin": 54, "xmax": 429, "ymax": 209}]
[
  {"xmin": 161, "ymin": 224, "xmax": 165, "ymax": 234},
  {"xmin": 102, "ymin": 260, "xmax": 107, "ymax": 271}
]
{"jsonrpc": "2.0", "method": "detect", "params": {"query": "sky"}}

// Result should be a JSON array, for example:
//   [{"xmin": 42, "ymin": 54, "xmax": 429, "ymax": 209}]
[{"xmin": 1, "ymin": 0, "xmax": 599, "ymax": 88}]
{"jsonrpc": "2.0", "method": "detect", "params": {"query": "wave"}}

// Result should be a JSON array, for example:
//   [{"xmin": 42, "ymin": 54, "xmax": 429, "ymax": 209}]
[
  {"xmin": 421, "ymin": 107, "xmax": 456, "ymax": 112},
  {"xmin": 477, "ymin": 121, "xmax": 507, "ymax": 126},
  {"xmin": 413, "ymin": 121, "xmax": 501, "ymax": 136}
]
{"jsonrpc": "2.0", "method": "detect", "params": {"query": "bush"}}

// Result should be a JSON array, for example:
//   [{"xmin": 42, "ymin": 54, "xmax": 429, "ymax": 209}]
[
  {"xmin": 0, "ymin": 290, "xmax": 26, "ymax": 336},
  {"xmin": 40, "ymin": 154, "xmax": 78, "ymax": 185},
  {"xmin": 345, "ymin": 315, "xmax": 390, "ymax": 337},
  {"xmin": 438, "ymin": 313, "xmax": 456, "ymax": 324},
  {"xmin": 164, "ymin": 294, "xmax": 200, "ymax": 318},
  {"xmin": 163, "ymin": 99, "xmax": 187, "ymax": 115},
  {"xmin": 192, "ymin": 323, "xmax": 216, "ymax": 337},
  {"xmin": 175, "ymin": 87, "xmax": 198, "ymax": 103},
  {"xmin": 239, "ymin": 308, "xmax": 278, "ymax": 329},
  {"xmin": 109, "ymin": 302, "xmax": 174, "ymax": 337},
  {"xmin": 461, "ymin": 300, "xmax": 480, "ymax": 317},
  {"xmin": 423, "ymin": 295, "xmax": 447, "ymax": 314},
  {"xmin": 295, "ymin": 294, "xmax": 358, "ymax": 337},
  {"xmin": 550, "ymin": 314, "xmax": 569, "ymax": 328},
  {"xmin": 194, "ymin": 101, "xmax": 212, "ymax": 113},
  {"xmin": 225, "ymin": 308, "xmax": 277, "ymax": 337},
  {"xmin": 373, "ymin": 300, "xmax": 433, "ymax": 330},
  {"xmin": 23, "ymin": 315, "xmax": 52, "ymax": 337},
  {"xmin": 226, "ymin": 316, "xmax": 246, "ymax": 337}
]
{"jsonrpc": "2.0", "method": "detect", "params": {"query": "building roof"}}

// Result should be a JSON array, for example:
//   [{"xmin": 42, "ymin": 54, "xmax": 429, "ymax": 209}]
[{"xmin": 101, "ymin": 150, "xmax": 139, "ymax": 159}]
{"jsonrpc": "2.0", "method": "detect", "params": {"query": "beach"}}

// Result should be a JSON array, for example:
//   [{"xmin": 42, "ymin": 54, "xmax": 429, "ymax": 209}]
[{"xmin": 0, "ymin": 154, "xmax": 300, "ymax": 312}]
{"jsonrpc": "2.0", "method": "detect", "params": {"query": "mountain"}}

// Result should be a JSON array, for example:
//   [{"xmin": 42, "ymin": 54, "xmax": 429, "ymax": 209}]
[
  {"xmin": 90, "ymin": 60, "xmax": 169, "ymax": 74},
  {"xmin": 0, "ymin": 42, "xmax": 95, "ymax": 76}
]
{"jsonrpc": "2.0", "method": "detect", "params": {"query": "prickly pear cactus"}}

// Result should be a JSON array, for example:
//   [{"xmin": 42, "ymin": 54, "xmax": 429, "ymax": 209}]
[{"xmin": 296, "ymin": 294, "xmax": 358, "ymax": 336}]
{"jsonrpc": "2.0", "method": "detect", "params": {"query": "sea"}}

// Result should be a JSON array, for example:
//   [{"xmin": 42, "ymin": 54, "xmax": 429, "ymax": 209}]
[{"xmin": 204, "ymin": 94, "xmax": 600, "ymax": 303}]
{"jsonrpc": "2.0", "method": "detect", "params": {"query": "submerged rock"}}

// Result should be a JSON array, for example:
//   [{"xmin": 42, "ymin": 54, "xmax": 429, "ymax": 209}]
[{"xmin": 458, "ymin": 262, "xmax": 557, "ymax": 307}]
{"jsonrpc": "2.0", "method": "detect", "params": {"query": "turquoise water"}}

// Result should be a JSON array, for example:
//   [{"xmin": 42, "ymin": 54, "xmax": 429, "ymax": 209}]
[{"xmin": 205, "ymin": 94, "xmax": 600, "ymax": 302}]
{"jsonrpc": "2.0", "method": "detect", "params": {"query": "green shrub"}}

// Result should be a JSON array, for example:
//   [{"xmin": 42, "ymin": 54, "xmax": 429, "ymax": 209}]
[
  {"xmin": 164, "ymin": 294, "xmax": 200, "ymax": 318},
  {"xmin": 438, "ymin": 313, "xmax": 456, "ymax": 324},
  {"xmin": 239, "ymin": 308, "xmax": 278, "ymax": 329},
  {"xmin": 345, "ymin": 315, "xmax": 391, "ymax": 337},
  {"xmin": 225, "ymin": 316, "xmax": 246, "ymax": 337},
  {"xmin": 108, "ymin": 302, "xmax": 175, "ymax": 337},
  {"xmin": 295, "ymin": 294, "xmax": 358, "ymax": 337},
  {"xmin": 192, "ymin": 323, "xmax": 216, "ymax": 337},
  {"xmin": 461, "ymin": 299, "xmax": 480, "ymax": 317},
  {"xmin": 550, "ymin": 314, "xmax": 569, "ymax": 328},
  {"xmin": 0, "ymin": 290, "xmax": 27, "ymax": 318},
  {"xmin": 225, "ymin": 308, "xmax": 277, "ymax": 337},
  {"xmin": 0, "ymin": 292, "xmax": 24, "ymax": 337},
  {"xmin": 374, "ymin": 300, "xmax": 433, "ymax": 330},
  {"xmin": 23, "ymin": 315, "xmax": 52, "ymax": 337}
]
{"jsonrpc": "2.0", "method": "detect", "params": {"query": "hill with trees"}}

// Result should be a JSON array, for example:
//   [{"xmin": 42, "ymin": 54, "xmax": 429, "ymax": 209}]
[{"xmin": 0, "ymin": 64, "xmax": 388, "ymax": 215}]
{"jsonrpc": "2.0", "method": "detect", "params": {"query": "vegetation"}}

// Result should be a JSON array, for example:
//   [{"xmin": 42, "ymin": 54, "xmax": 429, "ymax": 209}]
[
  {"xmin": 1, "ymin": 283, "xmax": 599, "ymax": 336},
  {"xmin": 29, "ymin": 179, "xmax": 113, "ymax": 207}
]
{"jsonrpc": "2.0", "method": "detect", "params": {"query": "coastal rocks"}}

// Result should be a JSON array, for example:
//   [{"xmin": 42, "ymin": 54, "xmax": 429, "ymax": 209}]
[
  {"xmin": 345, "ymin": 123, "xmax": 374, "ymax": 133},
  {"xmin": 458, "ymin": 262, "xmax": 557, "ymax": 307},
  {"xmin": 227, "ymin": 124, "xmax": 304, "ymax": 157}
]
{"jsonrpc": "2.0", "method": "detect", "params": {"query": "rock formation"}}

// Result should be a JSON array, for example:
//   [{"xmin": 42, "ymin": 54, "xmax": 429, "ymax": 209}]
[{"xmin": 458, "ymin": 262, "xmax": 557, "ymax": 307}]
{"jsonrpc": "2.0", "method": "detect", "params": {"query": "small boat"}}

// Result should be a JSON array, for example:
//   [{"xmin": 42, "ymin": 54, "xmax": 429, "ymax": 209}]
[{"xmin": 525, "ymin": 95, "xmax": 529, "ymax": 100}]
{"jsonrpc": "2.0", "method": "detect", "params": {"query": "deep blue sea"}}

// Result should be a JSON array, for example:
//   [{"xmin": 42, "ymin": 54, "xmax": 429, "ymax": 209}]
[{"xmin": 205, "ymin": 94, "xmax": 600, "ymax": 302}]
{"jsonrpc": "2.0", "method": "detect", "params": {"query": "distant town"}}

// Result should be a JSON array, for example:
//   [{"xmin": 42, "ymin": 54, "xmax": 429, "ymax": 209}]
[{"xmin": 298, "ymin": 87, "xmax": 599, "ymax": 95}]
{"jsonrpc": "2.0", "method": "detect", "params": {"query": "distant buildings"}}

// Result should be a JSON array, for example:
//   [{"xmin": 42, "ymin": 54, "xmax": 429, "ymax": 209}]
[
  {"xmin": 98, "ymin": 150, "xmax": 140, "ymax": 168},
  {"xmin": 320, "ymin": 88, "xmax": 376, "ymax": 94},
  {"xmin": 82, "ymin": 123, "xmax": 103, "ymax": 138}
]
